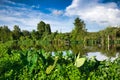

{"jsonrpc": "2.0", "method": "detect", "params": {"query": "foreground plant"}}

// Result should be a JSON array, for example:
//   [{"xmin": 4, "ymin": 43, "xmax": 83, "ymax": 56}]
[
  {"xmin": 0, "ymin": 49, "xmax": 120, "ymax": 80},
  {"xmin": 75, "ymin": 53, "xmax": 86, "ymax": 67}
]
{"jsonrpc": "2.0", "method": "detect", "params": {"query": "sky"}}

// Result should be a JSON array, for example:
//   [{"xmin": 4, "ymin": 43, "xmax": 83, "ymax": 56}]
[{"xmin": 0, "ymin": 0, "xmax": 120, "ymax": 32}]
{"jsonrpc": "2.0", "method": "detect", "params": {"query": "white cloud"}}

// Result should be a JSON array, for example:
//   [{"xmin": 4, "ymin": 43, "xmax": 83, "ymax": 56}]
[
  {"xmin": 2, "ymin": 0, "xmax": 119, "ymax": 32},
  {"xmin": 31, "ymin": 5, "xmax": 40, "ymax": 9},
  {"xmin": 3, "ymin": 0, "xmax": 16, "ymax": 5},
  {"xmin": 65, "ymin": 0, "xmax": 120, "ymax": 28},
  {"xmin": 0, "ymin": 1, "xmax": 73, "ymax": 32},
  {"xmin": 52, "ymin": 10, "xmax": 63, "ymax": 16},
  {"xmin": 48, "ymin": 8, "xmax": 64, "ymax": 16}
]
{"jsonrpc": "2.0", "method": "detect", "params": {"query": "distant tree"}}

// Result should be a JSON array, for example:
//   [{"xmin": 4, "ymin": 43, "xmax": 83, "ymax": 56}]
[
  {"xmin": 37, "ymin": 21, "xmax": 47, "ymax": 39},
  {"xmin": 71, "ymin": 17, "xmax": 86, "ymax": 40},
  {"xmin": 74, "ymin": 17, "xmax": 86, "ymax": 33},
  {"xmin": 104, "ymin": 27, "xmax": 116, "ymax": 38},
  {"xmin": 116, "ymin": 28, "xmax": 120, "ymax": 37},
  {"xmin": 22, "ymin": 30, "xmax": 30, "ymax": 37},
  {"xmin": 31, "ymin": 30, "xmax": 39, "ymax": 40},
  {"xmin": 0, "ymin": 26, "xmax": 12, "ymax": 42},
  {"xmin": 12, "ymin": 25, "xmax": 21, "ymax": 40},
  {"xmin": 37, "ymin": 21, "xmax": 52, "ymax": 39},
  {"xmin": 37, "ymin": 21, "xmax": 46, "ymax": 34},
  {"xmin": 45, "ymin": 24, "xmax": 51, "ymax": 34}
]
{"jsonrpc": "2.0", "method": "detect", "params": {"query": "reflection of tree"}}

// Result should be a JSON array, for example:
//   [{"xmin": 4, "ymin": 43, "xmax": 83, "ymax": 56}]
[
  {"xmin": 40, "ymin": 43, "xmax": 70, "ymax": 52},
  {"xmin": 85, "ymin": 44, "xmax": 117, "ymax": 58},
  {"xmin": 70, "ymin": 44, "xmax": 88, "ymax": 56},
  {"xmin": 38, "ymin": 41, "xmax": 119, "ymax": 58},
  {"xmin": 99, "ymin": 44, "xmax": 117, "ymax": 57}
]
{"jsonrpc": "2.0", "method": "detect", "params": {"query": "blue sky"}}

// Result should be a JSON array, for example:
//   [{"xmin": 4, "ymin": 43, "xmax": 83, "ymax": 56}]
[{"xmin": 0, "ymin": 0, "xmax": 120, "ymax": 32}]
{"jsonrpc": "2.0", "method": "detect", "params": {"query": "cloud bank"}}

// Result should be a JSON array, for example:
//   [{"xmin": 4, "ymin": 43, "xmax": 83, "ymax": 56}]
[{"xmin": 65, "ymin": 0, "xmax": 120, "ymax": 28}]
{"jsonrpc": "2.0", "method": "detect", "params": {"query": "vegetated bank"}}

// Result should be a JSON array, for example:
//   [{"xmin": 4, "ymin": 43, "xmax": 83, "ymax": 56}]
[{"xmin": 0, "ymin": 47, "xmax": 120, "ymax": 79}]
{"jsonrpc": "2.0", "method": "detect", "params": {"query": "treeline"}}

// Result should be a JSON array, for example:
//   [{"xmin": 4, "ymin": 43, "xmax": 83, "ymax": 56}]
[
  {"xmin": 0, "ymin": 21, "xmax": 52, "ymax": 42},
  {"xmin": 0, "ymin": 17, "xmax": 120, "ymax": 43}
]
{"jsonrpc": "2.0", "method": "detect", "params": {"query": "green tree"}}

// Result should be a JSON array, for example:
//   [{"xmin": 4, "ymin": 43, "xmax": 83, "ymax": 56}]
[
  {"xmin": 74, "ymin": 17, "xmax": 86, "ymax": 33},
  {"xmin": 45, "ymin": 24, "xmax": 51, "ymax": 34},
  {"xmin": 31, "ymin": 30, "xmax": 39, "ymax": 40},
  {"xmin": 37, "ymin": 21, "xmax": 46, "ymax": 34},
  {"xmin": 22, "ymin": 30, "xmax": 30, "ymax": 37},
  {"xmin": 12, "ymin": 25, "xmax": 21, "ymax": 40},
  {"xmin": 71, "ymin": 18, "xmax": 86, "ymax": 40},
  {"xmin": 116, "ymin": 27, "xmax": 120, "ymax": 37},
  {"xmin": 0, "ymin": 26, "xmax": 12, "ymax": 42}
]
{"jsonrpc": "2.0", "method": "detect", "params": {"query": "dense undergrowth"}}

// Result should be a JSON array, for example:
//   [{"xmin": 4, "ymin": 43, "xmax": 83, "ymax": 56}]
[{"xmin": 0, "ymin": 43, "xmax": 120, "ymax": 80}]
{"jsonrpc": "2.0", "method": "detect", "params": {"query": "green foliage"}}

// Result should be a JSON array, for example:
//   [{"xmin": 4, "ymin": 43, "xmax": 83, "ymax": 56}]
[
  {"xmin": 37, "ymin": 21, "xmax": 46, "ymax": 32},
  {"xmin": 0, "ymin": 26, "xmax": 12, "ymax": 42},
  {"xmin": 12, "ymin": 25, "xmax": 21, "ymax": 40},
  {"xmin": 45, "ymin": 24, "xmax": 51, "ymax": 34},
  {"xmin": 31, "ymin": 30, "xmax": 40, "ymax": 40},
  {"xmin": 37, "ymin": 21, "xmax": 51, "ymax": 38},
  {"xmin": 0, "ymin": 19, "xmax": 120, "ymax": 46},
  {"xmin": 19, "ymin": 37, "xmax": 35, "ymax": 50},
  {"xmin": 46, "ymin": 56, "xmax": 58, "ymax": 74},
  {"xmin": 71, "ymin": 17, "xmax": 87, "ymax": 41},
  {"xmin": 74, "ymin": 17, "xmax": 86, "ymax": 32},
  {"xmin": 22, "ymin": 30, "xmax": 30, "ymax": 37},
  {"xmin": 0, "ymin": 48, "xmax": 120, "ymax": 80}
]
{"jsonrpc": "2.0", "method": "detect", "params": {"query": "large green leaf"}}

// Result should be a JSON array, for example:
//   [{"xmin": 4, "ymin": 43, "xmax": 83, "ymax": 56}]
[
  {"xmin": 75, "ymin": 53, "xmax": 86, "ymax": 67},
  {"xmin": 75, "ymin": 58, "xmax": 86, "ymax": 67}
]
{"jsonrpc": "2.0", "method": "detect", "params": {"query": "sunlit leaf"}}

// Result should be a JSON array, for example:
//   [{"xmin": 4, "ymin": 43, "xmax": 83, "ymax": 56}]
[
  {"xmin": 46, "ymin": 65, "xmax": 54, "ymax": 74},
  {"xmin": 75, "ymin": 58, "xmax": 86, "ymax": 67},
  {"xmin": 75, "ymin": 53, "xmax": 86, "ymax": 67},
  {"xmin": 46, "ymin": 56, "xmax": 58, "ymax": 74}
]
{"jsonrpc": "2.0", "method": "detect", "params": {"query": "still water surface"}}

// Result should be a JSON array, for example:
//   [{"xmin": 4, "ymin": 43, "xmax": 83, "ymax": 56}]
[{"xmin": 41, "ymin": 44, "xmax": 120, "ymax": 61}]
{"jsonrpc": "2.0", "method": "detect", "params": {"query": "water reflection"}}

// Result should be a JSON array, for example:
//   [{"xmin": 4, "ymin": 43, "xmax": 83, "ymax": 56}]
[
  {"xmin": 87, "ymin": 52, "xmax": 119, "ymax": 61},
  {"xmin": 39, "ymin": 43, "xmax": 120, "ymax": 61}
]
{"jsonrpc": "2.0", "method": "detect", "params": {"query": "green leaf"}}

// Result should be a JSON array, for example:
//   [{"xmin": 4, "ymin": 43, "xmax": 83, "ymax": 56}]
[
  {"xmin": 75, "ymin": 53, "xmax": 86, "ymax": 67},
  {"xmin": 32, "ymin": 53, "xmax": 38, "ymax": 64},
  {"xmin": 46, "ymin": 56, "xmax": 59, "ymax": 74},
  {"xmin": 75, "ymin": 58, "xmax": 86, "ymax": 67},
  {"xmin": 46, "ymin": 65, "xmax": 54, "ymax": 74}
]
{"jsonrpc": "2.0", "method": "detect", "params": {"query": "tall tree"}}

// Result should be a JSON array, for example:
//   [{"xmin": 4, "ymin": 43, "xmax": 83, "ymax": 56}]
[
  {"xmin": 37, "ymin": 21, "xmax": 46, "ymax": 33},
  {"xmin": 37, "ymin": 21, "xmax": 46, "ymax": 38},
  {"xmin": 0, "ymin": 26, "xmax": 12, "ymax": 42},
  {"xmin": 74, "ymin": 17, "xmax": 86, "ymax": 33},
  {"xmin": 71, "ymin": 17, "xmax": 86, "ymax": 40},
  {"xmin": 12, "ymin": 25, "xmax": 21, "ymax": 40},
  {"xmin": 45, "ymin": 24, "xmax": 51, "ymax": 34}
]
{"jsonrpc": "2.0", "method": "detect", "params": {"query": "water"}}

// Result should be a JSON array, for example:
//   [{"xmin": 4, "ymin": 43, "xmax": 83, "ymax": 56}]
[
  {"xmin": 41, "ymin": 43, "xmax": 120, "ymax": 61},
  {"xmin": 87, "ymin": 52, "xmax": 119, "ymax": 61}
]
